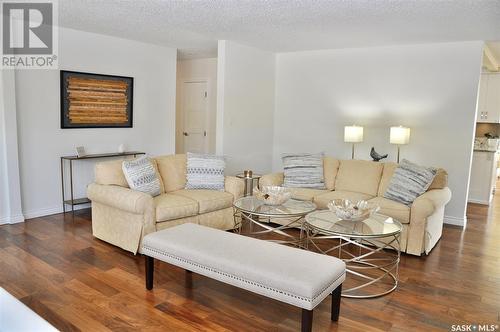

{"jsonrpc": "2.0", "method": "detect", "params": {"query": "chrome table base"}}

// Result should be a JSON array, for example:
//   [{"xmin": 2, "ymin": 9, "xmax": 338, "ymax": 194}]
[
  {"xmin": 304, "ymin": 227, "xmax": 401, "ymax": 298},
  {"xmin": 233, "ymin": 209, "xmax": 305, "ymax": 247}
]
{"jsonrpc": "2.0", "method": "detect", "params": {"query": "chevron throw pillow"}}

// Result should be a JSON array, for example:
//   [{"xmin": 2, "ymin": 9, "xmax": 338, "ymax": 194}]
[
  {"xmin": 122, "ymin": 156, "xmax": 161, "ymax": 196},
  {"xmin": 185, "ymin": 152, "xmax": 225, "ymax": 191}
]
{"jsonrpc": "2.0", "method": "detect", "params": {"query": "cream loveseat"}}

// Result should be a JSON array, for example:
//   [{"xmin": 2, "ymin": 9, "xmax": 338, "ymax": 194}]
[
  {"xmin": 87, "ymin": 154, "xmax": 245, "ymax": 254},
  {"xmin": 260, "ymin": 158, "xmax": 451, "ymax": 256}
]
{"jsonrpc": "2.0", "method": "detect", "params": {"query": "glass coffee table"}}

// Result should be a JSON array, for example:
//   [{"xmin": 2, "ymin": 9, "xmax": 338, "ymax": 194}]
[
  {"xmin": 304, "ymin": 210, "xmax": 402, "ymax": 298},
  {"xmin": 233, "ymin": 196, "xmax": 316, "ymax": 246}
]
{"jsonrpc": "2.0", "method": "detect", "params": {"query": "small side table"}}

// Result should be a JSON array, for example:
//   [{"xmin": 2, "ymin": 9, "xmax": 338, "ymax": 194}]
[{"xmin": 236, "ymin": 173, "xmax": 261, "ymax": 197}]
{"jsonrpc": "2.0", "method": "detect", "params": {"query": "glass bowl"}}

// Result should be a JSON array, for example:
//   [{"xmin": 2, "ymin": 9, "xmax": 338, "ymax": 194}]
[
  {"xmin": 254, "ymin": 186, "xmax": 292, "ymax": 206},
  {"xmin": 327, "ymin": 199, "xmax": 379, "ymax": 221}
]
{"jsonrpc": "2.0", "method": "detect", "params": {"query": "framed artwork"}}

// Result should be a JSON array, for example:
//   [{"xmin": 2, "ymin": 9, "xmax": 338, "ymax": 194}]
[{"xmin": 60, "ymin": 70, "xmax": 134, "ymax": 128}]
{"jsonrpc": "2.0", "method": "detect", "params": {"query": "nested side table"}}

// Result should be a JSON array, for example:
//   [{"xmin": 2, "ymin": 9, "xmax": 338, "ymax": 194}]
[
  {"xmin": 304, "ymin": 210, "xmax": 402, "ymax": 298},
  {"xmin": 235, "ymin": 173, "xmax": 261, "ymax": 197},
  {"xmin": 233, "ymin": 196, "xmax": 316, "ymax": 246}
]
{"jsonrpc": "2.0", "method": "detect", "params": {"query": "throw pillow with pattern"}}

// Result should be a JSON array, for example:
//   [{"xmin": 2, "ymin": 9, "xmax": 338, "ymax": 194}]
[
  {"xmin": 122, "ymin": 156, "xmax": 161, "ymax": 196},
  {"xmin": 185, "ymin": 152, "xmax": 225, "ymax": 191},
  {"xmin": 282, "ymin": 153, "xmax": 325, "ymax": 189},
  {"xmin": 384, "ymin": 159, "xmax": 437, "ymax": 206}
]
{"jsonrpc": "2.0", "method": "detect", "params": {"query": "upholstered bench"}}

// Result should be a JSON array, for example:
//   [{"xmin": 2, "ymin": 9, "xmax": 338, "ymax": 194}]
[{"xmin": 140, "ymin": 223, "xmax": 346, "ymax": 332}]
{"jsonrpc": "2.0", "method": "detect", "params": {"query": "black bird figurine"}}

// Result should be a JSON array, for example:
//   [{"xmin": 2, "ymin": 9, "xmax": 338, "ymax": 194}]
[{"xmin": 370, "ymin": 147, "xmax": 388, "ymax": 162}]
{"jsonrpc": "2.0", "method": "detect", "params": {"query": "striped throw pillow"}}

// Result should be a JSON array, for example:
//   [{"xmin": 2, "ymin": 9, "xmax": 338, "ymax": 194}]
[
  {"xmin": 384, "ymin": 159, "xmax": 437, "ymax": 206},
  {"xmin": 122, "ymin": 156, "xmax": 161, "ymax": 197},
  {"xmin": 282, "ymin": 153, "xmax": 325, "ymax": 189},
  {"xmin": 185, "ymin": 152, "xmax": 225, "ymax": 191}
]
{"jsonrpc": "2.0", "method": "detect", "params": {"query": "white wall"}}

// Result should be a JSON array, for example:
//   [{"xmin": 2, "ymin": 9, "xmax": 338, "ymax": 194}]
[
  {"xmin": 14, "ymin": 27, "xmax": 177, "ymax": 218},
  {"xmin": 273, "ymin": 41, "xmax": 484, "ymax": 226},
  {"xmin": 0, "ymin": 70, "xmax": 24, "ymax": 224},
  {"xmin": 0, "ymin": 72, "xmax": 8, "ymax": 223},
  {"xmin": 176, "ymin": 58, "xmax": 217, "ymax": 154},
  {"xmin": 216, "ymin": 40, "xmax": 275, "ymax": 175}
]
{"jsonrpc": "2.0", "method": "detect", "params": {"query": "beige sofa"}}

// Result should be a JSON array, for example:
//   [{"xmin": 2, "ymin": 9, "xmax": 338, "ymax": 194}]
[
  {"xmin": 87, "ymin": 154, "xmax": 245, "ymax": 254},
  {"xmin": 260, "ymin": 158, "xmax": 451, "ymax": 256}
]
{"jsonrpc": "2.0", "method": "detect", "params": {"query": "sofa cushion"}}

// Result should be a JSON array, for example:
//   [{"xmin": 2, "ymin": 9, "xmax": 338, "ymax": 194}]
[
  {"xmin": 185, "ymin": 152, "xmax": 225, "ymax": 191},
  {"xmin": 154, "ymin": 194, "xmax": 199, "ymax": 222},
  {"xmin": 428, "ymin": 168, "xmax": 448, "ymax": 190},
  {"xmin": 313, "ymin": 190, "xmax": 374, "ymax": 209},
  {"xmin": 282, "ymin": 153, "xmax": 325, "ymax": 188},
  {"xmin": 122, "ymin": 156, "xmax": 162, "ymax": 197},
  {"xmin": 95, "ymin": 160, "xmax": 129, "ymax": 187},
  {"xmin": 172, "ymin": 189, "xmax": 234, "ymax": 214},
  {"xmin": 156, "ymin": 154, "xmax": 187, "ymax": 192},
  {"xmin": 368, "ymin": 197, "xmax": 410, "ymax": 224},
  {"xmin": 335, "ymin": 160, "xmax": 383, "ymax": 196},
  {"xmin": 324, "ymin": 157, "xmax": 340, "ymax": 191},
  {"xmin": 384, "ymin": 159, "xmax": 437, "ymax": 206},
  {"xmin": 378, "ymin": 162, "xmax": 398, "ymax": 197},
  {"xmin": 379, "ymin": 162, "xmax": 448, "ymax": 196},
  {"xmin": 95, "ymin": 159, "xmax": 165, "ymax": 193},
  {"xmin": 290, "ymin": 188, "xmax": 330, "ymax": 202}
]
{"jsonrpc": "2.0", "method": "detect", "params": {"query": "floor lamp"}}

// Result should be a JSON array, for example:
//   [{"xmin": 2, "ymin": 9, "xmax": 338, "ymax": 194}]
[
  {"xmin": 390, "ymin": 126, "xmax": 410, "ymax": 163},
  {"xmin": 344, "ymin": 125, "xmax": 364, "ymax": 159}
]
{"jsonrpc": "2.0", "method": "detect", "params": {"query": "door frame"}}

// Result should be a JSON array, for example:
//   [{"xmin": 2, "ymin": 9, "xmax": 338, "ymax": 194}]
[{"xmin": 180, "ymin": 78, "xmax": 210, "ymax": 154}]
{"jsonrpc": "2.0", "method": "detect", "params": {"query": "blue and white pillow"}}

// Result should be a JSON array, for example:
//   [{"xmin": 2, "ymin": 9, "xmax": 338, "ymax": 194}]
[
  {"xmin": 122, "ymin": 156, "xmax": 161, "ymax": 196},
  {"xmin": 282, "ymin": 153, "xmax": 325, "ymax": 189},
  {"xmin": 384, "ymin": 159, "xmax": 437, "ymax": 206},
  {"xmin": 185, "ymin": 152, "xmax": 225, "ymax": 191}
]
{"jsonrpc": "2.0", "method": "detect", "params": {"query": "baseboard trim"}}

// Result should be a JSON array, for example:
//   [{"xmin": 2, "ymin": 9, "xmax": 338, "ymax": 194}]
[
  {"xmin": 443, "ymin": 215, "xmax": 467, "ymax": 228},
  {"xmin": 23, "ymin": 203, "xmax": 91, "ymax": 220},
  {"xmin": 0, "ymin": 213, "xmax": 26, "ymax": 225},
  {"xmin": 467, "ymin": 199, "xmax": 490, "ymax": 205}
]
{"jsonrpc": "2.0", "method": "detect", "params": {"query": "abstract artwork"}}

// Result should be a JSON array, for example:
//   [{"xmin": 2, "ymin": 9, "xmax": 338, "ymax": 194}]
[{"xmin": 60, "ymin": 70, "xmax": 133, "ymax": 128}]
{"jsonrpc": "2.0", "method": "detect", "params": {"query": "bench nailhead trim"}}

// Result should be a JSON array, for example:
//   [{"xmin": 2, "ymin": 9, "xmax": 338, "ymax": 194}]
[{"xmin": 142, "ymin": 245, "xmax": 345, "ymax": 304}]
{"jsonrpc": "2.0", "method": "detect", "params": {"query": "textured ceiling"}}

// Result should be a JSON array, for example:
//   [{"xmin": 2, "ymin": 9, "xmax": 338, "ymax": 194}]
[{"xmin": 59, "ymin": 0, "xmax": 500, "ymax": 59}]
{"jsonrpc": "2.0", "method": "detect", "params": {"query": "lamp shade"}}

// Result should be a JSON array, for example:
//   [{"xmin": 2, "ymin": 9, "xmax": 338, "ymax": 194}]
[
  {"xmin": 390, "ymin": 126, "xmax": 410, "ymax": 145},
  {"xmin": 344, "ymin": 125, "xmax": 364, "ymax": 143}
]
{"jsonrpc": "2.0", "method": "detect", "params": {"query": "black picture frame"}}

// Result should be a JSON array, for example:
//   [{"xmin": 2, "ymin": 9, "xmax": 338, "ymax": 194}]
[{"xmin": 60, "ymin": 70, "xmax": 134, "ymax": 129}]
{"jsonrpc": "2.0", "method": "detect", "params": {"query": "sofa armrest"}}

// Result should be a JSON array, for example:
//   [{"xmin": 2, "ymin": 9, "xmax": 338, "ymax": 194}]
[
  {"xmin": 407, "ymin": 187, "xmax": 452, "ymax": 255},
  {"xmin": 87, "ymin": 183, "xmax": 154, "ymax": 214},
  {"xmin": 411, "ymin": 188, "xmax": 452, "ymax": 221},
  {"xmin": 259, "ymin": 172, "xmax": 284, "ymax": 188},
  {"xmin": 225, "ymin": 176, "xmax": 245, "ymax": 200}
]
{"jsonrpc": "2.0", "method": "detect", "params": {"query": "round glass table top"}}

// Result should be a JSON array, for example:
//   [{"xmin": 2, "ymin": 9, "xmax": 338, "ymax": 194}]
[
  {"xmin": 233, "ymin": 196, "xmax": 316, "ymax": 217},
  {"xmin": 304, "ymin": 210, "xmax": 403, "ymax": 238}
]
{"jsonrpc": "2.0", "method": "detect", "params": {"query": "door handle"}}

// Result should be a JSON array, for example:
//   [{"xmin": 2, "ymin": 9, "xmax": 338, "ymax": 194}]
[
  {"xmin": 204, "ymin": 131, "xmax": 207, "ymax": 137},
  {"xmin": 183, "ymin": 132, "xmax": 189, "ymax": 136}
]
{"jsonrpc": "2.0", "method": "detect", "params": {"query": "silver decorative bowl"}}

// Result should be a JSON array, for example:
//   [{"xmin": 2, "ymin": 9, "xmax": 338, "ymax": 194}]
[
  {"xmin": 327, "ymin": 199, "xmax": 379, "ymax": 221},
  {"xmin": 254, "ymin": 186, "xmax": 292, "ymax": 206}
]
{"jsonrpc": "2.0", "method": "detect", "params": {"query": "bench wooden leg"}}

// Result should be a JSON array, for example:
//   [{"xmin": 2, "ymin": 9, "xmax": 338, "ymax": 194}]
[
  {"xmin": 185, "ymin": 270, "xmax": 193, "ymax": 288},
  {"xmin": 331, "ymin": 284, "xmax": 342, "ymax": 321},
  {"xmin": 145, "ymin": 256, "xmax": 154, "ymax": 290},
  {"xmin": 301, "ymin": 309, "xmax": 313, "ymax": 332}
]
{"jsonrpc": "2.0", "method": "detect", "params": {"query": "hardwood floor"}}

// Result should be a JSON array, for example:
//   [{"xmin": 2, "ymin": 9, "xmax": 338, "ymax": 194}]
[{"xmin": 0, "ymin": 199, "xmax": 499, "ymax": 331}]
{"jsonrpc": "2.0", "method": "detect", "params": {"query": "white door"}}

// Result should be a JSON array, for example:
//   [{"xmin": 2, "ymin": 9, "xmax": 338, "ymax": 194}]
[{"xmin": 182, "ymin": 81, "xmax": 208, "ymax": 153}]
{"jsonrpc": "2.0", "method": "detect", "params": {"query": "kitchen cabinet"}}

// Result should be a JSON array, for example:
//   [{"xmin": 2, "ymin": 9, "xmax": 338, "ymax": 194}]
[
  {"xmin": 468, "ymin": 151, "xmax": 498, "ymax": 205},
  {"xmin": 477, "ymin": 73, "xmax": 500, "ymax": 123}
]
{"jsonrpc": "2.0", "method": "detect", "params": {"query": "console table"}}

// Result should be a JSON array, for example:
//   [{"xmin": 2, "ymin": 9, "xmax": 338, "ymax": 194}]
[{"xmin": 60, "ymin": 151, "xmax": 145, "ymax": 213}]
